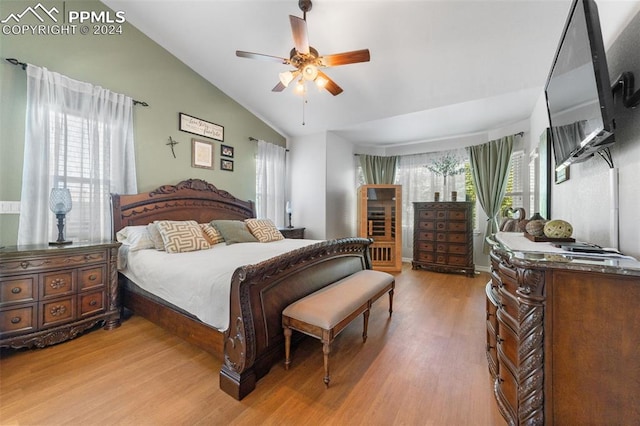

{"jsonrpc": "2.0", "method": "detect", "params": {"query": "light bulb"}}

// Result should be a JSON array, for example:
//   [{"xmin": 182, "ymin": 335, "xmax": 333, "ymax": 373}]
[
  {"xmin": 302, "ymin": 64, "xmax": 318, "ymax": 81},
  {"xmin": 295, "ymin": 80, "xmax": 306, "ymax": 94},
  {"xmin": 279, "ymin": 71, "xmax": 294, "ymax": 87},
  {"xmin": 315, "ymin": 76, "xmax": 328, "ymax": 89}
]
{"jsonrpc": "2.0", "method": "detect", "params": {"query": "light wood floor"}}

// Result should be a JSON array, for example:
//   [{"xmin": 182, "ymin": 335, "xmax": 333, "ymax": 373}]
[{"xmin": 0, "ymin": 265, "xmax": 505, "ymax": 426}]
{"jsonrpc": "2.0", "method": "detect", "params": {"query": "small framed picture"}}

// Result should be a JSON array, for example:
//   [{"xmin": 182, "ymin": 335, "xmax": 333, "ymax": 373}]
[
  {"xmin": 221, "ymin": 144, "xmax": 234, "ymax": 158},
  {"xmin": 555, "ymin": 166, "xmax": 570, "ymax": 184},
  {"xmin": 191, "ymin": 139, "xmax": 214, "ymax": 169},
  {"xmin": 221, "ymin": 159, "xmax": 234, "ymax": 172}
]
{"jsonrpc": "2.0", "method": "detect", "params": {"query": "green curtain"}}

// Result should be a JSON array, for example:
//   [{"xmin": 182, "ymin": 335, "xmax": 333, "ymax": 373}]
[
  {"xmin": 467, "ymin": 136, "xmax": 514, "ymax": 252},
  {"xmin": 359, "ymin": 154, "xmax": 398, "ymax": 184}
]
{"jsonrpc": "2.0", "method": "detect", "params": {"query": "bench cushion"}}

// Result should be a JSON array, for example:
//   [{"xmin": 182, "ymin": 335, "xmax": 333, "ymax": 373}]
[{"xmin": 282, "ymin": 270, "xmax": 394, "ymax": 329}]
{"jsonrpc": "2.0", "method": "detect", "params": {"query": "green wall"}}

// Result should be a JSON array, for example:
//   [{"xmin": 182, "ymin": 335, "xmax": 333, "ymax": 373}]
[{"xmin": 0, "ymin": 0, "xmax": 285, "ymax": 246}]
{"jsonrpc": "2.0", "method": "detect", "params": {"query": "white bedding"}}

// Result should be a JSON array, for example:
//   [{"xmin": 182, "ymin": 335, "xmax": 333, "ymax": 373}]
[{"xmin": 120, "ymin": 239, "xmax": 321, "ymax": 331}]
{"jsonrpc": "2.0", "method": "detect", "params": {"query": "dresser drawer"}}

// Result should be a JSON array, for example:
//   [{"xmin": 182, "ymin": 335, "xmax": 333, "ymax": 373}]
[
  {"xmin": 417, "ymin": 209, "xmax": 436, "ymax": 220},
  {"xmin": 436, "ymin": 232, "xmax": 467, "ymax": 243},
  {"xmin": 0, "ymin": 304, "xmax": 37, "ymax": 336},
  {"xmin": 40, "ymin": 297, "xmax": 76, "ymax": 328},
  {"xmin": 41, "ymin": 270, "xmax": 75, "ymax": 299},
  {"xmin": 497, "ymin": 320, "xmax": 518, "ymax": 371},
  {"xmin": 448, "ymin": 221, "xmax": 467, "ymax": 232},
  {"xmin": 79, "ymin": 266, "xmax": 105, "ymax": 290},
  {"xmin": 448, "ymin": 244, "xmax": 468, "ymax": 255},
  {"xmin": 417, "ymin": 242, "xmax": 435, "ymax": 252},
  {"xmin": 1, "ymin": 250, "xmax": 108, "ymax": 274},
  {"xmin": 418, "ymin": 221, "xmax": 435, "ymax": 231},
  {"xmin": 416, "ymin": 231, "xmax": 435, "ymax": 241},
  {"xmin": 0, "ymin": 275, "xmax": 37, "ymax": 306},
  {"xmin": 417, "ymin": 252, "xmax": 436, "ymax": 263},
  {"xmin": 448, "ymin": 255, "xmax": 470, "ymax": 266},
  {"xmin": 79, "ymin": 290, "xmax": 105, "ymax": 317},
  {"xmin": 448, "ymin": 210, "xmax": 468, "ymax": 220},
  {"xmin": 496, "ymin": 361, "xmax": 518, "ymax": 423}
]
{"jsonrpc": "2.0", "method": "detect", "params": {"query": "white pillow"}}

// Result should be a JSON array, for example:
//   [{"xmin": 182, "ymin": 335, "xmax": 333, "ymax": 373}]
[{"xmin": 115, "ymin": 226, "xmax": 155, "ymax": 251}]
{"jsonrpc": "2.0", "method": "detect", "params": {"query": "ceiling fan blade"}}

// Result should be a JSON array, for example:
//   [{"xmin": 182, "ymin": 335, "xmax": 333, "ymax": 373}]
[
  {"xmin": 321, "ymin": 49, "xmax": 371, "ymax": 67},
  {"xmin": 272, "ymin": 81, "xmax": 286, "ymax": 92},
  {"xmin": 289, "ymin": 15, "xmax": 309, "ymax": 55},
  {"xmin": 317, "ymin": 70, "xmax": 343, "ymax": 96},
  {"xmin": 236, "ymin": 50, "xmax": 288, "ymax": 64}
]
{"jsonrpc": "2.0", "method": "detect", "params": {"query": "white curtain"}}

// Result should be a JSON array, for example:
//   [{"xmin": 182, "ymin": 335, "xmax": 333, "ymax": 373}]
[
  {"xmin": 18, "ymin": 64, "xmax": 137, "ymax": 245},
  {"xmin": 255, "ymin": 139, "xmax": 286, "ymax": 227},
  {"xmin": 396, "ymin": 148, "xmax": 469, "ymax": 258}
]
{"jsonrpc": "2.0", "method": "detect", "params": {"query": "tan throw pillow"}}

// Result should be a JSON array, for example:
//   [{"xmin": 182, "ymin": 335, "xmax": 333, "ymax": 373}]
[
  {"xmin": 210, "ymin": 220, "xmax": 258, "ymax": 245},
  {"xmin": 199, "ymin": 223, "xmax": 225, "ymax": 246},
  {"xmin": 156, "ymin": 220, "xmax": 210, "ymax": 253},
  {"xmin": 147, "ymin": 222, "xmax": 165, "ymax": 251},
  {"xmin": 245, "ymin": 218, "xmax": 284, "ymax": 243}
]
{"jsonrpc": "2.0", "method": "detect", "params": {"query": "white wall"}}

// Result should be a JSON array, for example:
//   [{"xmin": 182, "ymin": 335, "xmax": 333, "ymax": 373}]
[
  {"xmin": 326, "ymin": 133, "xmax": 357, "ymax": 239},
  {"xmin": 289, "ymin": 132, "xmax": 327, "ymax": 239}
]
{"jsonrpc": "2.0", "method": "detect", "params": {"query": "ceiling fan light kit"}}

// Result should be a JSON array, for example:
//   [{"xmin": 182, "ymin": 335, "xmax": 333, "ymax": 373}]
[{"xmin": 235, "ymin": 0, "xmax": 370, "ymax": 97}]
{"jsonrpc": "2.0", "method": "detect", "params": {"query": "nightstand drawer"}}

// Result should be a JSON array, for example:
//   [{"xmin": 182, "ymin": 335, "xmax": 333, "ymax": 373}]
[
  {"xmin": 0, "ymin": 305, "xmax": 37, "ymax": 335},
  {"xmin": 79, "ymin": 290, "xmax": 105, "ymax": 317},
  {"xmin": 41, "ymin": 270, "xmax": 75, "ymax": 299},
  {"xmin": 40, "ymin": 297, "xmax": 76, "ymax": 328},
  {"xmin": 279, "ymin": 227, "xmax": 305, "ymax": 239},
  {"xmin": 1, "ymin": 275, "xmax": 37, "ymax": 306},
  {"xmin": 79, "ymin": 266, "xmax": 105, "ymax": 290}
]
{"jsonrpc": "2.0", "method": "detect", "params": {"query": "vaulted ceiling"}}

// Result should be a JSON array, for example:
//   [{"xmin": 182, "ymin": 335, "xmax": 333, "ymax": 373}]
[{"xmin": 102, "ymin": 0, "xmax": 640, "ymax": 147}]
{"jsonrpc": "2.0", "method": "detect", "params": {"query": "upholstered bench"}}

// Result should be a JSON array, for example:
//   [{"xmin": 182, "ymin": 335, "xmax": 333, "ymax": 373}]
[{"xmin": 282, "ymin": 269, "xmax": 395, "ymax": 387}]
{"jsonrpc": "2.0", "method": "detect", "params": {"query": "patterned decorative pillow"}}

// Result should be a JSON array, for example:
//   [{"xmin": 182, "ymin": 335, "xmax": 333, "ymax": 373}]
[
  {"xmin": 147, "ymin": 222, "xmax": 165, "ymax": 251},
  {"xmin": 115, "ymin": 226, "xmax": 155, "ymax": 251},
  {"xmin": 210, "ymin": 220, "xmax": 258, "ymax": 245},
  {"xmin": 155, "ymin": 220, "xmax": 210, "ymax": 253},
  {"xmin": 199, "ymin": 223, "xmax": 225, "ymax": 245},
  {"xmin": 245, "ymin": 218, "xmax": 284, "ymax": 243}
]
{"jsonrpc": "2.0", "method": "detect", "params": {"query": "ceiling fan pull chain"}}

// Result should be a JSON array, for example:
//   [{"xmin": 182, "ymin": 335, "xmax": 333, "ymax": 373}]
[{"xmin": 302, "ymin": 92, "xmax": 306, "ymax": 126}]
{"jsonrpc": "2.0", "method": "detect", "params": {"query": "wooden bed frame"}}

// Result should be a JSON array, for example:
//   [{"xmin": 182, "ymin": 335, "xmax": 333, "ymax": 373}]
[{"xmin": 111, "ymin": 179, "xmax": 373, "ymax": 400}]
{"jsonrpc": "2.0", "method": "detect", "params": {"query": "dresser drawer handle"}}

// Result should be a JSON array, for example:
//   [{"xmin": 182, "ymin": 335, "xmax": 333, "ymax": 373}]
[
  {"xmin": 50, "ymin": 305, "xmax": 67, "ymax": 316},
  {"xmin": 496, "ymin": 336, "xmax": 504, "ymax": 344},
  {"xmin": 88, "ymin": 274, "xmax": 98, "ymax": 281},
  {"xmin": 89, "ymin": 300, "xmax": 98, "ymax": 306},
  {"xmin": 11, "ymin": 316, "xmax": 21, "ymax": 324},
  {"xmin": 11, "ymin": 287, "xmax": 22, "ymax": 294},
  {"xmin": 50, "ymin": 278, "xmax": 67, "ymax": 289}
]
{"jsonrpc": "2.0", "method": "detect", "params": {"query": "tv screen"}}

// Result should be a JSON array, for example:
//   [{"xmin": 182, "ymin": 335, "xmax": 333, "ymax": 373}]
[{"xmin": 545, "ymin": 0, "xmax": 615, "ymax": 171}]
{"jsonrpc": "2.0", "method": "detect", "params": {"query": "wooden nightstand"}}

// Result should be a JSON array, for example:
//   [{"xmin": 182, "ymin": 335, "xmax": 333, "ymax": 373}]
[
  {"xmin": 0, "ymin": 241, "xmax": 121, "ymax": 349},
  {"xmin": 279, "ymin": 227, "xmax": 306, "ymax": 239}
]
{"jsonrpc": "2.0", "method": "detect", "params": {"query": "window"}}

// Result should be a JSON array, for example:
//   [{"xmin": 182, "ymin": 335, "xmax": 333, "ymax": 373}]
[
  {"xmin": 18, "ymin": 65, "xmax": 136, "ymax": 245},
  {"xmin": 501, "ymin": 150, "xmax": 525, "ymax": 215},
  {"xmin": 255, "ymin": 140, "xmax": 286, "ymax": 226}
]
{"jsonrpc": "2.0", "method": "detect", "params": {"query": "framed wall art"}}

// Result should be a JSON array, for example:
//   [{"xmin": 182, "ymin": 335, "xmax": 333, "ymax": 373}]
[
  {"xmin": 179, "ymin": 112, "xmax": 224, "ymax": 141},
  {"xmin": 221, "ymin": 159, "xmax": 234, "ymax": 172},
  {"xmin": 221, "ymin": 144, "xmax": 234, "ymax": 158},
  {"xmin": 191, "ymin": 139, "xmax": 214, "ymax": 169}
]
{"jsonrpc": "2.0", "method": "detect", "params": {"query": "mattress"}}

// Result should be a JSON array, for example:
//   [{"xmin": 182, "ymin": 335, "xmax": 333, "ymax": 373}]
[{"xmin": 119, "ymin": 239, "xmax": 320, "ymax": 331}]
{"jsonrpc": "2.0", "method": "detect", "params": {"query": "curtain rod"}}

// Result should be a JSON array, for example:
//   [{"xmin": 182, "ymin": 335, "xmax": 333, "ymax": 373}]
[
  {"xmin": 5, "ymin": 58, "xmax": 149, "ymax": 107},
  {"xmin": 248, "ymin": 137, "xmax": 289, "ymax": 152}
]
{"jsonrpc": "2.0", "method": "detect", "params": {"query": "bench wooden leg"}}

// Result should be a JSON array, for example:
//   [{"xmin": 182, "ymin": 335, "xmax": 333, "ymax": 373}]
[
  {"xmin": 322, "ymin": 341, "xmax": 331, "ymax": 388},
  {"xmin": 284, "ymin": 326, "xmax": 292, "ymax": 370},
  {"xmin": 362, "ymin": 309, "xmax": 370, "ymax": 342},
  {"xmin": 388, "ymin": 287, "xmax": 394, "ymax": 316}
]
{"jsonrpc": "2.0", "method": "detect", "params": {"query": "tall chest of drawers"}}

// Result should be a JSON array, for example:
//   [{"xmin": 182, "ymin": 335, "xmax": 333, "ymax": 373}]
[
  {"xmin": 0, "ymin": 241, "xmax": 121, "ymax": 349},
  {"xmin": 412, "ymin": 202, "xmax": 474, "ymax": 277}
]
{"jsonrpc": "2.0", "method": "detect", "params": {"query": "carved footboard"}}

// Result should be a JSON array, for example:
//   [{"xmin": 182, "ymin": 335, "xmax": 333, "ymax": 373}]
[{"xmin": 220, "ymin": 237, "xmax": 373, "ymax": 400}]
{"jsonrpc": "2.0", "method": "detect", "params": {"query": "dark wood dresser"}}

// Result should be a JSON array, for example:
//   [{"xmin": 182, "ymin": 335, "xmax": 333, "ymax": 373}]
[
  {"xmin": 487, "ymin": 233, "xmax": 640, "ymax": 425},
  {"xmin": 412, "ymin": 202, "xmax": 474, "ymax": 277},
  {"xmin": 0, "ymin": 241, "xmax": 121, "ymax": 349}
]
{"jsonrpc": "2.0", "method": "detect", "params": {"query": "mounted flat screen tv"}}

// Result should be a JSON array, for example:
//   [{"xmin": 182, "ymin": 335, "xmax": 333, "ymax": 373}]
[{"xmin": 545, "ymin": 0, "xmax": 615, "ymax": 172}]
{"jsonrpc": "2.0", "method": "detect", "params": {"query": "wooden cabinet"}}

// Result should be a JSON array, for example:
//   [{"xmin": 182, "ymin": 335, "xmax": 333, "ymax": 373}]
[
  {"xmin": 357, "ymin": 185, "xmax": 402, "ymax": 272},
  {"xmin": 279, "ymin": 227, "xmax": 305, "ymax": 239},
  {"xmin": 0, "ymin": 242, "xmax": 121, "ymax": 349},
  {"xmin": 412, "ymin": 202, "xmax": 474, "ymax": 277},
  {"xmin": 487, "ymin": 235, "xmax": 640, "ymax": 425}
]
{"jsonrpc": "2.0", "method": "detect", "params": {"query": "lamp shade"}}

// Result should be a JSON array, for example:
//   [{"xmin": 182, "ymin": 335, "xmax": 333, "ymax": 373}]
[{"xmin": 49, "ymin": 188, "xmax": 72, "ymax": 215}]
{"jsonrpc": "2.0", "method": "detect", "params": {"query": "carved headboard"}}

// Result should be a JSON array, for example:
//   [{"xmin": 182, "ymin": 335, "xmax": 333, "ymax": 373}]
[{"xmin": 111, "ymin": 179, "xmax": 256, "ymax": 235}]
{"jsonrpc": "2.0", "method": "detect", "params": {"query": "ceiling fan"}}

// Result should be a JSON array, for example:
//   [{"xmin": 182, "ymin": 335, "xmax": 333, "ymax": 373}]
[{"xmin": 235, "ymin": 0, "xmax": 370, "ymax": 96}]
